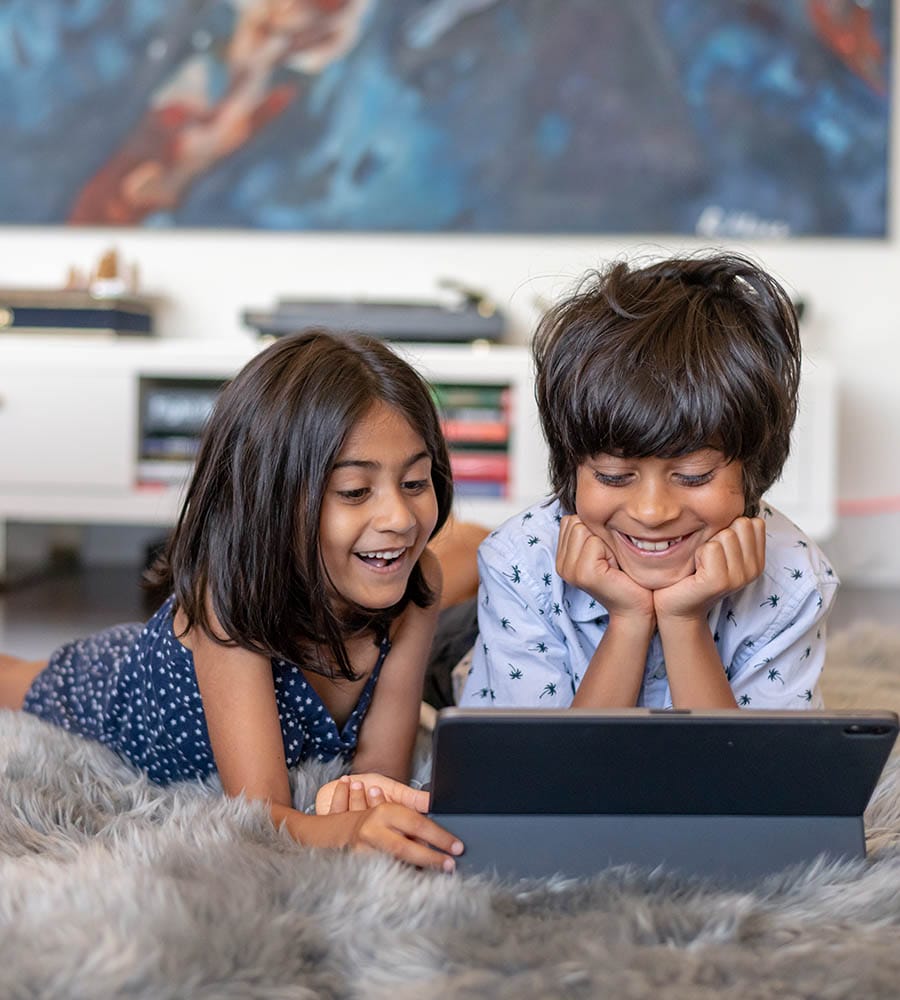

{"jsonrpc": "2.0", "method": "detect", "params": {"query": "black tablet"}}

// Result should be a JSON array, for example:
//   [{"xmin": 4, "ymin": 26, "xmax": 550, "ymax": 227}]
[{"xmin": 429, "ymin": 708, "xmax": 898, "ymax": 882}]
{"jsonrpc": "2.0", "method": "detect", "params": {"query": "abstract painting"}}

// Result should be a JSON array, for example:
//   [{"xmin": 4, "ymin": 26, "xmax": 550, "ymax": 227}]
[{"xmin": 0, "ymin": 0, "xmax": 890, "ymax": 235}]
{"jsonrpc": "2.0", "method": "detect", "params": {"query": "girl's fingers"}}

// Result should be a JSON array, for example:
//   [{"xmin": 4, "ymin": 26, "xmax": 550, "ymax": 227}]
[{"xmin": 358, "ymin": 805, "xmax": 464, "ymax": 871}]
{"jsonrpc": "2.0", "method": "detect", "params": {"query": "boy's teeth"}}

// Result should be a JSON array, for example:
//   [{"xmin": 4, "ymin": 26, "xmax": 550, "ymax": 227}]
[{"xmin": 629, "ymin": 536, "xmax": 682, "ymax": 552}]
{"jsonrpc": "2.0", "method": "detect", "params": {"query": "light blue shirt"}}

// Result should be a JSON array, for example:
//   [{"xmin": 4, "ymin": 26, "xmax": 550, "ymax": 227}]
[{"xmin": 460, "ymin": 500, "xmax": 839, "ymax": 710}]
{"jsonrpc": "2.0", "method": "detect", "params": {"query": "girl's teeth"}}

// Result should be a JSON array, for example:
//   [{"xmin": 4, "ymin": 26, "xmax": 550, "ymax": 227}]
[
  {"xmin": 629, "ymin": 536, "xmax": 682, "ymax": 552},
  {"xmin": 359, "ymin": 549, "xmax": 404, "ymax": 560}
]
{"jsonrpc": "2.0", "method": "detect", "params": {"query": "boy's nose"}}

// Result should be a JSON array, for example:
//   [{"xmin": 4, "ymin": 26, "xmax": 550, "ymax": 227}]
[{"xmin": 627, "ymin": 480, "xmax": 681, "ymax": 527}]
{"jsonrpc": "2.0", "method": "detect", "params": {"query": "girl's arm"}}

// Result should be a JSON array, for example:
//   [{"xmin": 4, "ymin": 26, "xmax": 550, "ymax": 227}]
[
  {"xmin": 189, "ymin": 615, "xmax": 460, "ymax": 868},
  {"xmin": 351, "ymin": 548, "xmax": 443, "ymax": 780}
]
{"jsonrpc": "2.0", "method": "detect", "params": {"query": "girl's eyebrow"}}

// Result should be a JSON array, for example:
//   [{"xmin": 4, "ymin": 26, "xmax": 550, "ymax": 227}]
[{"xmin": 332, "ymin": 450, "xmax": 431, "ymax": 471}]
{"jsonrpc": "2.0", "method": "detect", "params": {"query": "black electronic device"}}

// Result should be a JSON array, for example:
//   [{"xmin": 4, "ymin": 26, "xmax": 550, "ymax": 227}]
[
  {"xmin": 429, "ymin": 707, "xmax": 899, "ymax": 884},
  {"xmin": 242, "ymin": 281, "xmax": 505, "ymax": 344}
]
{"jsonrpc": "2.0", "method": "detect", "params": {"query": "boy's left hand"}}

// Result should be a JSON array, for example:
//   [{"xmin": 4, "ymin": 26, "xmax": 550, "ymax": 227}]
[
  {"xmin": 653, "ymin": 516, "xmax": 766, "ymax": 621},
  {"xmin": 315, "ymin": 773, "xmax": 430, "ymax": 816}
]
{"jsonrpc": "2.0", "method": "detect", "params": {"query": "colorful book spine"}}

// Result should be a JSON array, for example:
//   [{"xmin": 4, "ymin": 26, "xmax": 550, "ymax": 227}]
[{"xmin": 450, "ymin": 452, "xmax": 510, "ymax": 480}]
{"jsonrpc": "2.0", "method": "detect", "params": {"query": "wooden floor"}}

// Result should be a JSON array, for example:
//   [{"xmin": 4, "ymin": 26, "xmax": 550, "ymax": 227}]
[{"xmin": 0, "ymin": 563, "xmax": 898, "ymax": 661}]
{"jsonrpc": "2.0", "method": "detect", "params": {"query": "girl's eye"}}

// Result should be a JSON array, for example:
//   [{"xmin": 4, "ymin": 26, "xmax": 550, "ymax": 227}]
[
  {"xmin": 337, "ymin": 487, "xmax": 369, "ymax": 501},
  {"xmin": 593, "ymin": 472, "xmax": 631, "ymax": 487},
  {"xmin": 402, "ymin": 478, "xmax": 430, "ymax": 493}
]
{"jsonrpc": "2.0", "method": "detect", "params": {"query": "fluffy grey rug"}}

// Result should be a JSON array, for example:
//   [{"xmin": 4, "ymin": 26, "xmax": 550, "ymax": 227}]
[{"xmin": 3, "ymin": 623, "xmax": 900, "ymax": 1000}]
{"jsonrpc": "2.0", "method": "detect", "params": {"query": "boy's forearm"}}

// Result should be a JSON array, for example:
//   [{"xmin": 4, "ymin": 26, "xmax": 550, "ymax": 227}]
[
  {"xmin": 657, "ymin": 615, "xmax": 738, "ymax": 709},
  {"xmin": 572, "ymin": 615, "xmax": 654, "ymax": 708}
]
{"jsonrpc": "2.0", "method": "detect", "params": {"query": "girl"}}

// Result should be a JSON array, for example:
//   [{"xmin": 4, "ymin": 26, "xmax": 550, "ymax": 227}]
[
  {"xmin": 1, "ymin": 331, "xmax": 463, "ymax": 870},
  {"xmin": 461, "ymin": 252, "xmax": 839, "ymax": 712}
]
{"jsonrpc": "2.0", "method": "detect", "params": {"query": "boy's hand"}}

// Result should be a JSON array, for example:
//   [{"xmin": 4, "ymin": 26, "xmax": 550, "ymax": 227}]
[
  {"xmin": 556, "ymin": 515, "xmax": 655, "ymax": 622},
  {"xmin": 316, "ymin": 773, "xmax": 430, "ymax": 816},
  {"xmin": 653, "ymin": 516, "xmax": 766, "ymax": 621}
]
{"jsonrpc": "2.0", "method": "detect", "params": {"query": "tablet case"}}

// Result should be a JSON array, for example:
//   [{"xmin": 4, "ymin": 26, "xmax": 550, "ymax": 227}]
[{"xmin": 428, "ymin": 708, "xmax": 899, "ymax": 883}]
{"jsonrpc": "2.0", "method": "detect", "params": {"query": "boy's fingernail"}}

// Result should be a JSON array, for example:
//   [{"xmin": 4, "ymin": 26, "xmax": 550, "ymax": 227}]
[
  {"xmin": 451, "ymin": 840, "xmax": 464, "ymax": 855},
  {"xmin": 350, "ymin": 781, "xmax": 363, "ymax": 791},
  {"xmin": 369, "ymin": 787, "xmax": 383, "ymax": 798},
  {"xmin": 442, "ymin": 857, "xmax": 456, "ymax": 873}
]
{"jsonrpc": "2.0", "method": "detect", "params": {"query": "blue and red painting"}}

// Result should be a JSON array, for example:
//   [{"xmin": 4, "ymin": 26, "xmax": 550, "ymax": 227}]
[{"xmin": 0, "ymin": 0, "xmax": 890, "ymax": 235}]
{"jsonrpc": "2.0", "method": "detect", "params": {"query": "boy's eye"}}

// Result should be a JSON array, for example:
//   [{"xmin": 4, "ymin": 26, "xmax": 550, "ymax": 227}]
[
  {"xmin": 675, "ymin": 471, "xmax": 715, "ymax": 487},
  {"xmin": 593, "ymin": 472, "xmax": 631, "ymax": 487}
]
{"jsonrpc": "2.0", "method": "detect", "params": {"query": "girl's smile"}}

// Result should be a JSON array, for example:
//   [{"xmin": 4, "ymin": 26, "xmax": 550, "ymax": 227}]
[
  {"xmin": 320, "ymin": 401, "xmax": 438, "ymax": 609},
  {"xmin": 574, "ymin": 450, "xmax": 746, "ymax": 591}
]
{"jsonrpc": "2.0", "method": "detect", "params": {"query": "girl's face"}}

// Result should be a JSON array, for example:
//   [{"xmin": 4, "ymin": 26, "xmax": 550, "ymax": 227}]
[
  {"xmin": 574, "ymin": 449, "xmax": 746, "ymax": 591},
  {"xmin": 319, "ymin": 401, "xmax": 439, "ymax": 610}
]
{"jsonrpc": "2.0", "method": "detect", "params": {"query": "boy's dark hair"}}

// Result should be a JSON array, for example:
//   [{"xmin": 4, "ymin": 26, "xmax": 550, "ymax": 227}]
[
  {"xmin": 533, "ymin": 252, "xmax": 801, "ymax": 516},
  {"xmin": 147, "ymin": 330, "xmax": 453, "ymax": 680}
]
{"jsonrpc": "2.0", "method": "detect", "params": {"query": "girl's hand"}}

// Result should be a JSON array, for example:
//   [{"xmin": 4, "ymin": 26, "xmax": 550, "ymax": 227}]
[
  {"xmin": 315, "ymin": 772, "xmax": 430, "ymax": 816},
  {"xmin": 556, "ymin": 515, "xmax": 655, "ymax": 622},
  {"xmin": 339, "ymin": 803, "xmax": 464, "ymax": 872},
  {"xmin": 654, "ymin": 516, "xmax": 766, "ymax": 622}
]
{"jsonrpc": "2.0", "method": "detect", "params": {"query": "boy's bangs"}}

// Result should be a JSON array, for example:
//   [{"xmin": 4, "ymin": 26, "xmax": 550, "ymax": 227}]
[{"xmin": 574, "ymin": 376, "xmax": 740, "ymax": 461}]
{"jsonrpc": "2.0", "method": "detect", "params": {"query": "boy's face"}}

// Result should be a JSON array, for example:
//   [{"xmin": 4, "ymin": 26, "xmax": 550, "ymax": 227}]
[{"xmin": 573, "ymin": 450, "xmax": 746, "ymax": 591}]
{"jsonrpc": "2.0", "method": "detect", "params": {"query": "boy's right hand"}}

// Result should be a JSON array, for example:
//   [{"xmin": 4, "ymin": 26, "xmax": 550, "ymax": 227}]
[{"xmin": 556, "ymin": 515, "xmax": 655, "ymax": 622}]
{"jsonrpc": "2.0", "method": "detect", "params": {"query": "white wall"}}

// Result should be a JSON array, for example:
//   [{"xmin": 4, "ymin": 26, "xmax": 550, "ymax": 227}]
[{"xmin": 2, "ymin": 37, "xmax": 899, "ymax": 585}]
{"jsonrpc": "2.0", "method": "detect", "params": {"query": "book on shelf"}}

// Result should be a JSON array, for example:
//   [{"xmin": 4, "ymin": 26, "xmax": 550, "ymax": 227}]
[
  {"xmin": 453, "ymin": 479, "xmax": 509, "ymax": 498},
  {"xmin": 450, "ymin": 452, "xmax": 510, "ymax": 480},
  {"xmin": 431, "ymin": 384, "xmax": 510, "ymax": 410},
  {"xmin": 441, "ymin": 419, "xmax": 509, "ymax": 444}
]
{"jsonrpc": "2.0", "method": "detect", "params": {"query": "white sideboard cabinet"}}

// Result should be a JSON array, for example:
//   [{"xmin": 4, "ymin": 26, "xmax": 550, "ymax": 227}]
[
  {"xmin": 0, "ymin": 336, "xmax": 836, "ymax": 580},
  {"xmin": 0, "ymin": 336, "xmax": 548, "ymax": 577}
]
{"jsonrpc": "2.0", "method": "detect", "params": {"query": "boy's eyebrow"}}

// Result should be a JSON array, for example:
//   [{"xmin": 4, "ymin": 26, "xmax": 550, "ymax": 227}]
[{"xmin": 332, "ymin": 450, "xmax": 431, "ymax": 471}]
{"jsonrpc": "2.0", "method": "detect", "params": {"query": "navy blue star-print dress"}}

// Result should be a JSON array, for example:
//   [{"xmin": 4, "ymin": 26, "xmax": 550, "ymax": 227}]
[{"xmin": 22, "ymin": 595, "xmax": 387, "ymax": 785}]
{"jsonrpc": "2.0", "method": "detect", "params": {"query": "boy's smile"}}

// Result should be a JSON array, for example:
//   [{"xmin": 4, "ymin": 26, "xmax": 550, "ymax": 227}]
[
  {"xmin": 574, "ymin": 450, "xmax": 746, "ymax": 591},
  {"xmin": 320, "ymin": 401, "xmax": 438, "ymax": 610}
]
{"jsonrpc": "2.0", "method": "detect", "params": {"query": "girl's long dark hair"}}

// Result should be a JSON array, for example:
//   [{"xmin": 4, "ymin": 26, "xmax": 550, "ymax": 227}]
[{"xmin": 146, "ymin": 331, "xmax": 453, "ymax": 680}]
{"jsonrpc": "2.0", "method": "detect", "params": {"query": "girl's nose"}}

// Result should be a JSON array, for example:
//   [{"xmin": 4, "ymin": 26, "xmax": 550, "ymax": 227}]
[{"xmin": 372, "ymin": 489, "xmax": 416, "ymax": 534}]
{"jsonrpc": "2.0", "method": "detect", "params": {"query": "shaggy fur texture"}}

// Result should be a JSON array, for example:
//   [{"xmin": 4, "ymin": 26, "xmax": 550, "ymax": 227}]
[{"xmin": 2, "ymin": 623, "xmax": 900, "ymax": 999}]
